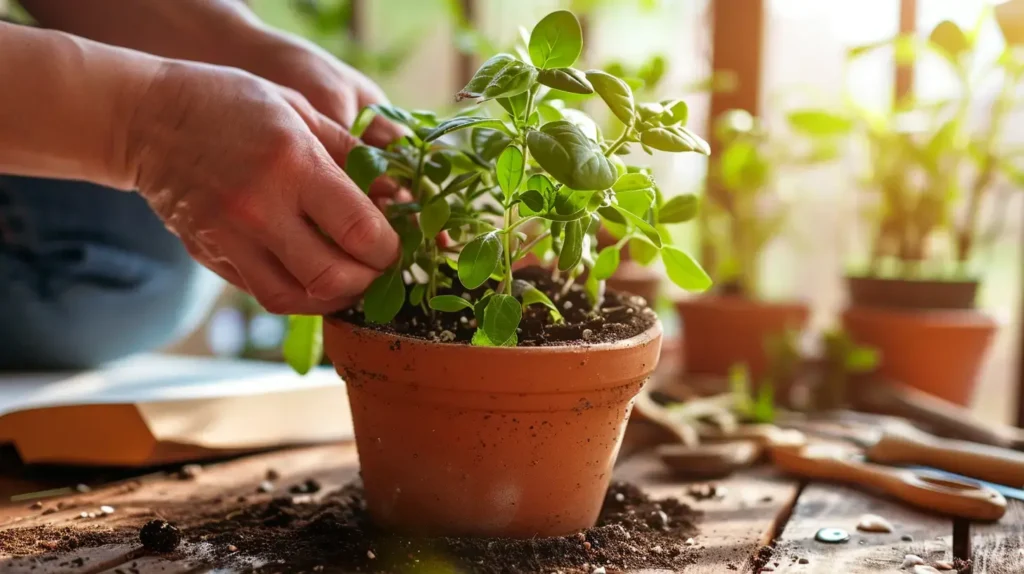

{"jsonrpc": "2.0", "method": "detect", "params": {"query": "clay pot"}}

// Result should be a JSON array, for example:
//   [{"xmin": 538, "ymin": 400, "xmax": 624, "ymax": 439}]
[
  {"xmin": 674, "ymin": 296, "xmax": 809, "ymax": 378},
  {"xmin": 842, "ymin": 276, "xmax": 996, "ymax": 406},
  {"xmin": 323, "ymin": 317, "xmax": 662, "ymax": 538},
  {"xmin": 606, "ymin": 260, "xmax": 661, "ymax": 307},
  {"xmin": 847, "ymin": 275, "xmax": 979, "ymax": 310}
]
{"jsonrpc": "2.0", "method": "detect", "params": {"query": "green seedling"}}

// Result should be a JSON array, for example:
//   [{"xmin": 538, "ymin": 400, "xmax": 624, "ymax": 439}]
[{"xmin": 284, "ymin": 10, "xmax": 711, "ymax": 371}]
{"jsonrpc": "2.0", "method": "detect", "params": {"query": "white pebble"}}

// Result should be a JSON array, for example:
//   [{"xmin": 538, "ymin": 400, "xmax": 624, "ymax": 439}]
[
  {"xmin": 651, "ymin": 545, "xmax": 663, "ymax": 554},
  {"xmin": 78, "ymin": 512, "xmax": 89, "ymax": 519},
  {"xmin": 615, "ymin": 493, "xmax": 625, "ymax": 502},
  {"xmin": 901, "ymin": 554, "xmax": 925, "ymax": 568},
  {"xmin": 99, "ymin": 505, "xmax": 115, "ymax": 515},
  {"xmin": 857, "ymin": 513, "xmax": 894, "ymax": 533},
  {"xmin": 933, "ymin": 561, "xmax": 954, "ymax": 571},
  {"xmin": 439, "ymin": 330, "xmax": 456, "ymax": 342},
  {"xmin": 367, "ymin": 550, "xmax": 376, "ymax": 560},
  {"xmin": 563, "ymin": 301, "xmax": 573, "ymax": 309},
  {"xmin": 582, "ymin": 329, "xmax": 594, "ymax": 340},
  {"xmin": 591, "ymin": 568, "xmax": 606, "ymax": 574},
  {"xmin": 685, "ymin": 538, "xmax": 695, "ymax": 546},
  {"xmin": 912, "ymin": 566, "xmax": 941, "ymax": 574}
]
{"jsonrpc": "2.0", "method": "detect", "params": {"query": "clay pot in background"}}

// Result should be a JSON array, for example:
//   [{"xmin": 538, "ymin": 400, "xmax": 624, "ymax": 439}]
[
  {"xmin": 842, "ymin": 276, "xmax": 996, "ymax": 406},
  {"xmin": 674, "ymin": 296, "xmax": 809, "ymax": 378},
  {"xmin": 323, "ymin": 318, "xmax": 663, "ymax": 538}
]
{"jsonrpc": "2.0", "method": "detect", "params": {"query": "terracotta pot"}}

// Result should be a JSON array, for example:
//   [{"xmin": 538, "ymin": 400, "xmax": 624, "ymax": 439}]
[
  {"xmin": 606, "ymin": 260, "xmax": 661, "ymax": 307},
  {"xmin": 842, "ymin": 306, "xmax": 996, "ymax": 406},
  {"xmin": 323, "ymin": 317, "xmax": 662, "ymax": 538},
  {"xmin": 847, "ymin": 275, "xmax": 979, "ymax": 310},
  {"xmin": 674, "ymin": 296, "xmax": 809, "ymax": 378}
]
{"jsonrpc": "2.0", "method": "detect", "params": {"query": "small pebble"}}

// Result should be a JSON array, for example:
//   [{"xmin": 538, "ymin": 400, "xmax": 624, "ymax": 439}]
[
  {"xmin": 798, "ymin": 558, "xmax": 809, "ymax": 564},
  {"xmin": 581, "ymin": 329, "xmax": 594, "ymax": 340},
  {"xmin": 591, "ymin": 568, "xmax": 606, "ymax": 574},
  {"xmin": 933, "ymin": 561, "xmax": 953, "ymax": 571},
  {"xmin": 78, "ymin": 512, "xmax": 89, "ymax": 519},
  {"xmin": 178, "ymin": 464, "xmax": 202, "ymax": 480},
  {"xmin": 563, "ymin": 301, "xmax": 573, "ymax": 310},
  {"xmin": 685, "ymin": 538, "xmax": 695, "ymax": 546},
  {"xmin": 257, "ymin": 481, "xmax": 275, "ymax": 493},
  {"xmin": 265, "ymin": 468, "xmax": 280, "ymax": 481},
  {"xmin": 615, "ymin": 493, "xmax": 625, "ymax": 502},
  {"xmin": 583, "ymin": 541, "xmax": 592, "ymax": 550},
  {"xmin": 99, "ymin": 505, "xmax": 115, "ymax": 515},
  {"xmin": 41, "ymin": 508, "xmax": 56, "ymax": 515},
  {"xmin": 901, "ymin": 534, "xmax": 914, "ymax": 542},
  {"xmin": 75, "ymin": 484, "xmax": 91, "ymax": 493},
  {"xmin": 439, "ymin": 330, "xmax": 456, "ymax": 342},
  {"xmin": 856, "ymin": 513, "xmax": 894, "ymax": 533},
  {"xmin": 367, "ymin": 550, "xmax": 376, "ymax": 560},
  {"xmin": 227, "ymin": 545, "xmax": 238, "ymax": 552},
  {"xmin": 28, "ymin": 502, "xmax": 43, "ymax": 510},
  {"xmin": 651, "ymin": 545, "xmax": 663, "ymax": 554},
  {"xmin": 88, "ymin": 512, "xmax": 97, "ymax": 519},
  {"xmin": 901, "ymin": 554, "xmax": 925, "ymax": 568}
]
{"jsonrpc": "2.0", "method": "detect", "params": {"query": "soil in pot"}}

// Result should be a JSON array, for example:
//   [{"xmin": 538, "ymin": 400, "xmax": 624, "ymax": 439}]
[
  {"xmin": 674, "ymin": 294, "xmax": 808, "ymax": 378},
  {"xmin": 328, "ymin": 266, "xmax": 663, "ymax": 538},
  {"xmin": 0, "ymin": 481, "xmax": 704, "ymax": 574}
]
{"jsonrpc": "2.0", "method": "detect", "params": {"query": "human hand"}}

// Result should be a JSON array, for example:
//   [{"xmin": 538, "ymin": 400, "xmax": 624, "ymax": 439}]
[{"xmin": 126, "ymin": 60, "xmax": 400, "ymax": 315}]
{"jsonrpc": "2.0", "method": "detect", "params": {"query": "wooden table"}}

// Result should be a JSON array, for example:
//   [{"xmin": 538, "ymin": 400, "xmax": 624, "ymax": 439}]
[{"xmin": 1, "ymin": 440, "xmax": 1023, "ymax": 573}]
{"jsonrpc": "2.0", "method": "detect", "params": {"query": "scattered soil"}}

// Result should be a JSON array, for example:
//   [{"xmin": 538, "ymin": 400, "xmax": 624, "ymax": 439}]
[
  {"xmin": 0, "ymin": 481, "xmax": 700, "ymax": 574},
  {"xmin": 340, "ymin": 265, "xmax": 657, "ymax": 346},
  {"xmin": 139, "ymin": 519, "xmax": 181, "ymax": 553}
]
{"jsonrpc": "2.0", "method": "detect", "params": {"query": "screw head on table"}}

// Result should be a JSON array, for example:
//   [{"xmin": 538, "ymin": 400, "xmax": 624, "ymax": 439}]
[{"xmin": 814, "ymin": 527, "xmax": 851, "ymax": 544}]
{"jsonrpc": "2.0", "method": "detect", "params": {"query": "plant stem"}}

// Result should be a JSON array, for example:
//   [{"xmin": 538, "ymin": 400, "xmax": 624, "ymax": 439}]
[
  {"xmin": 516, "ymin": 230, "xmax": 552, "ymax": 259},
  {"xmin": 504, "ymin": 215, "xmax": 538, "ymax": 234},
  {"xmin": 604, "ymin": 129, "xmax": 632, "ymax": 157},
  {"xmin": 502, "ymin": 210, "xmax": 513, "ymax": 295}
]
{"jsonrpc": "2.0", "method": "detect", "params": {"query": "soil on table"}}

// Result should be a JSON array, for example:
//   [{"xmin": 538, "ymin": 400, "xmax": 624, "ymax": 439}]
[
  {"xmin": 0, "ymin": 481, "xmax": 700, "ymax": 574},
  {"xmin": 340, "ymin": 265, "xmax": 657, "ymax": 346}
]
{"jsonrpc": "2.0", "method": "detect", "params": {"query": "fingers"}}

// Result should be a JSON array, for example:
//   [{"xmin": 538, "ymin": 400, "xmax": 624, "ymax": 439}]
[
  {"xmin": 248, "ymin": 213, "xmax": 381, "ymax": 302},
  {"xmin": 363, "ymin": 115, "xmax": 405, "ymax": 148},
  {"xmin": 198, "ymin": 229, "xmax": 356, "ymax": 315}
]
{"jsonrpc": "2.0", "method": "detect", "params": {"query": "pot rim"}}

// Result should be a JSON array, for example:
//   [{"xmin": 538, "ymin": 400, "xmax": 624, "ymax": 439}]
[
  {"xmin": 324, "ymin": 314, "xmax": 663, "ymax": 354},
  {"xmin": 844, "ymin": 274, "xmax": 982, "ymax": 287},
  {"xmin": 673, "ymin": 294, "xmax": 809, "ymax": 310}
]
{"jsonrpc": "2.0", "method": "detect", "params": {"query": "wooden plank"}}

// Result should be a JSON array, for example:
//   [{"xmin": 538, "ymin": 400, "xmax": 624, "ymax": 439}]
[{"xmin": 614, "ymin": 455, "xmax": 801, "ymax": 573}]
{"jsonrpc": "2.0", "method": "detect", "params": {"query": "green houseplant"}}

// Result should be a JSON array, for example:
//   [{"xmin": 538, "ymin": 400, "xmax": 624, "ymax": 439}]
[
  {"xmin": 675, "ymin": 108, "xmax": 839, "ymax": 378},
  {"xmin": 802, "ymin": 15, "xmax": 1023, "ymax": 405},
  {"xmin": 283, "ymin": 9, "xmax": 710, "ymax": 537}
]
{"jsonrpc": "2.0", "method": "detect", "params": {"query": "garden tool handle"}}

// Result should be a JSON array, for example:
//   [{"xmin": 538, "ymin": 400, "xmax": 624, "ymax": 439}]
[
  {"xmin": 771, "ymin": 444, "xmax": 1007, "ymax": 521},
  {"xmin": 868, "ymin": 426, "xmax": 1024, "ymax": 488}
]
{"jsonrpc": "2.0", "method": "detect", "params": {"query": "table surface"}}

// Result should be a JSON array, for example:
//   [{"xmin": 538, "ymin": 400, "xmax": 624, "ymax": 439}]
[{"xmin": 0, "ymin": 438, "xmax": 1023, "ymax": 573}]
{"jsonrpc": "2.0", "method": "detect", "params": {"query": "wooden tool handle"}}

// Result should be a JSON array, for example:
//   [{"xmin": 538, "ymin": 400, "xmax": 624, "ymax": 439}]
[
  {"xmin": 868, "ymin": 426, "xmax": 1024, "ymax": 487},
  {"xmin": 771, "ymin": 445, "xmax": 1007, "ymax": 521}
]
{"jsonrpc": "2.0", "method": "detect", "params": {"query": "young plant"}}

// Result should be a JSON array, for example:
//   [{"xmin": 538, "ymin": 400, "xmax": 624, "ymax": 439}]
[
  {"xmin": 796, "ymin": 14, "xmax": 1024, "ymax": 279},
  {"xmin": 703, "ymin": 109, "xmax": 842, "ymax": 297},
  {"xmin": 284, "ymin": 9, "xmax": 711, "ymax": 371}
]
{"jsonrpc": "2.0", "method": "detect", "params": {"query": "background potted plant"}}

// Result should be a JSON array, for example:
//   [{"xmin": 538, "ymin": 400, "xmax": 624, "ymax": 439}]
[
  {"xmin": 283, "ymin": 9, "xmax": 711, "ymax": 538},
  {"xmin": 821, "ymin": 16, "xmax": 1024, "ymax": 405},
  {"xmin": 675, "ymin": 108, "xmax": 838, "ymax": 378}
]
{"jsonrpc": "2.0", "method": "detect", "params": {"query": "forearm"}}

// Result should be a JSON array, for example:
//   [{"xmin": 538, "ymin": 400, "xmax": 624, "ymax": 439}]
[
  {"xmin": 0, "ymin": 22, "xmax": 163, "ymax": 189},
  {"xmin": 18, "ymin": 0, "xmax": 270, "ymax": 69}
]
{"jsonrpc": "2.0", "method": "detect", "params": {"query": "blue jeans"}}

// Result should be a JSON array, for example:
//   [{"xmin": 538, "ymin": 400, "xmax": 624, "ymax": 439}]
[{"xmin": 0, "ymin": 176, "xmax": 223, "ymax": 369}]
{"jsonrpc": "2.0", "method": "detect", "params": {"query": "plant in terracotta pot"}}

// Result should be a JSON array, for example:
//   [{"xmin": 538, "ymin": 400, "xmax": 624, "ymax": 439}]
[
  {"xmin": 805, "ymin": 17, "xmax": 1024, "ymax": 405},
  {"xmin": 282, "ymin": 10, "xmax": 711, "ymax": 538},
  {"xmin": 676, "ymin": 108, "xmax": 838, "ymax": 378}
]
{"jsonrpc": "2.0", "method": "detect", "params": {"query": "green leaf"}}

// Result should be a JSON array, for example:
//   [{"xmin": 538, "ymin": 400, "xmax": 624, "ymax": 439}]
[
  {"xmin": 584, "ymin": 267, "xmax": 603, "ymax": 307},
  {"xmin": 559, "ymin": 217, "xmax": 585, "ymax": 271},
  {"xmin": 518, "ymin": 189, "xmax": 547, "ymax": 214},
  {"xmin": 659, "ymin": 99, "xmax": 689, "ymax": 125},
  {"xmin": 613, "ymin": 205, "xmax": 662, "ymax": 247},
  {"xmin": 420, "ymin": 197, "xmax": 451, "ymax": 239},
  {"xmin": 929, "ymin": 20, "xmax": 969, "ymax": 59},
  {"xmin": 640, "ymin": 126, "xmax": 710, "ymax": 154},
  {"xmin": 409, "ymin": 283, "xmax": 426, "ymax": 306},
  {"xmin": 658, "ymin": 194, "xmax": 698, "ymax": 223},
  {"xmin": 516, "ymin": 281, "xmax": 564, "ymax": 322},
  {"xmin": 528, "ymin": 10, "xmax": 583, "ymax": 69},
  {"xmin": 537, "ymin": 67, "xmax": 594, "ymax": 94},
  {"xmin": 458, "ymin": 54, "xmax": 538, "ymax": 102},
  {"xmin": 613, "ymin": 173, "xmax": 654, "ymax": 193},
  {"xmin": 497, "ymin": 90, "xmax": 530, "ymax": 122},
  {"xmin": 586, "ymin": 70, "xmax": 635, "ymax": 126},
  {"xmin": 364, "ymin": 104, "xmax": 419, "ymax": 130},
  {"xmin": 662, "ymin": 245, "xmax": 712, "ymax": 292},
  {"xmin": 483, "ymin": 294, "xmax": 522, "ymax": 345},
  {"xmin": 424, "ymin": 117, "xmax": 510, "ymax": 142},
  {"xmin": 845, "ymin": 346, "xmax": 880, "ymax": 373},
  {"xmin": 593, "ymin": 246, "xmax": 621, "ymax": 281},
  {"xmin": 615, "ymin": 189, "xmax": 655, "ymax": 217},
  {"xmin": 786, "ymin": 109, "xmax": 853, "ymax": 136},
  {"xmin": 473, "ymin": 128, "xmax": 513, "ymax": 161},
  {"xmin": 458, "ymin": 232, "xmax": 503, "ymax": 289},
  {"xmin": 394, "ymin": 217, "xmax": 423, "ymax": 262},
  {"xmin": 472, "ymin": 328, "xmax": 517, "ymax": 347},
  {"xmin": 429, "ymin": 295, "xmax": 474, "ymax": 313},
  {"xmin": 496, "ymin": 146, "xmax": 525, "ymax": 201},
  {"xmin": 629, "ymin": 237, "xmax": 658, "ymax": 265},
  {"xmin": 363, "ymin": 266, "xmax": 406, "ymax": 324},
  {"xmin": 346, "ymin": 146, "xmax": 388, "ymax": 193},
  {"xmin": 526, "ymin": 120, "xmax": 617, "ymax": 191},
  {"xmin": 424, "ymin": 153, "xmax": 452, "ymax": 184},
  {"xmin": 283, "ymin": 315, "xmax": 323, "ymax": 375},
  {"xmin": 720, "ymin": 141, "xmax": 768, "ymax": 191}
]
